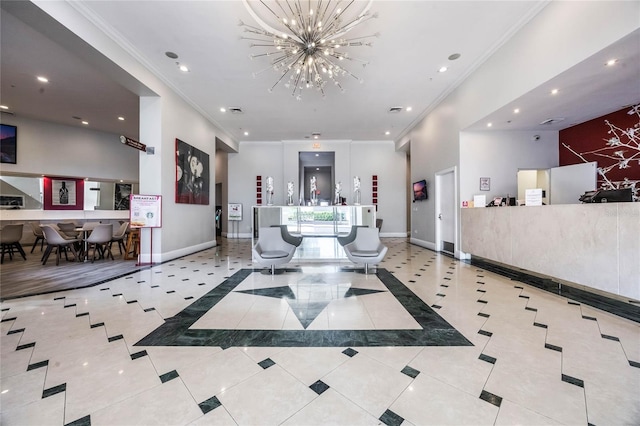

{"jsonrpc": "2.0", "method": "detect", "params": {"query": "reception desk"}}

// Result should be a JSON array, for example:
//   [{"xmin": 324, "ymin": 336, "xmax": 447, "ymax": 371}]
[{"xmin": 461, "ymin": 203, "xmax": 640, "ymax": 301}]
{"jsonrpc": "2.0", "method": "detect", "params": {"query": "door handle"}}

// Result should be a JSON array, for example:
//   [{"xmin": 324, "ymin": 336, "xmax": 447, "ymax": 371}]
[{"xmin": 438, "ymin": 213, "xmax": 442, "ymax": 220}]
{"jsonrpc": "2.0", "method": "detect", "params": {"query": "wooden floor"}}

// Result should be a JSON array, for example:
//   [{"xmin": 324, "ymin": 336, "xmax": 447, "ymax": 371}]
[{"xmin": 0, "ymin": 242, "xmax": 145, "ymax": 300}]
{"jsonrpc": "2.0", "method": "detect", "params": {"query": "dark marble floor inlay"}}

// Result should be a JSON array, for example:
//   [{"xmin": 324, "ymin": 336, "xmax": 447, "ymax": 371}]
[
  {"xmin": 7, "ymin": 328, "xmax": 25, "ymax": 335},
  {"xmin": 545, "ymin": 343, "xmax": 562, "ymax": 352},
  {"xmin": 309, "ymin": 380, "xmax": 330, "ymax": 395},
  {"xmin": 64, "ymin": 415, "xmax": 91, "ymax": 426},
  {"xmin": 108, "ymin": 335, "xmax": 124, "ymax": 342},
  {"xmin": 533, "ymin": 322, "xmax": 548, "ymax": 329},
  {"xmin": 478, "ymin": 312, "xmax": 490, "ymax": 318},
  {"xmin": 134, "ymin": 269, "xmax": 472, "ymax": 348},
  {"xmin": 130, "ymin": 350, "xmax": 148, "ymax": 360},
  {"xmin": 479, "ymin": 390, "xmax": 503, "ymax": 407},
  {"xmin": 258, "ymin": 358, "xmax": 276, "ymax": 369},
  {"xmin": 431, "ymin": 304, "xmax": 442, "ymax": 309},
  {"xmin": 90, "ymin": 322, "xmax": 104, "ymax": 328},
  {"xmin": 379, "ymin": 409, "xmax": 404, "ymax": 426},
  {"xmin": 601, "ymin": 334, "xmax": 620, "ymax": 341},
  {"xmin": 478, "ymin": 353, "xmax": 497, "ymax": 364},
  {"xmin": 1, "ymin": 317, "xmax": 17, "ymax": 323},
  {"xmin": 43, "ymin": 383, "xmax": 66, "ymax": 398},
  {"xmin": 342, "ymin": 348, "xmax": 359, "ymax": 357},
  {"xmin": 401, "ymin": 365, "xmax": 420, "ymax": 378},
  {"xmin": 16, "ymin": 342, "xmax": 35, "ymax": 350},
  {"xmin": 628, "ymin": 360, "xmax": 640, "ymax": 368},
  {"xmin": 582, "ymin": 315, "xmax": 597, "ymax": 321},
  {"xmin": 199, "ymin": 396, "xmax": 222, "ymax": 415},
  {"xmin": 525, "ymin": 307, "xmax": 537, "ymax": 312},
  {"xmin": 159, "ymin": 370, "xmax": 179, "ymax": 383},
  {"xmin": 561, "ymin": 374, "xmax": 584, "ymax": 387},
  {"xmin": 27, "ymin": 360, "xmax": 49, "ymax": 371},
  {"xmin": 478, "ymin": 330, "xmax": 492, "ymax": 337}
]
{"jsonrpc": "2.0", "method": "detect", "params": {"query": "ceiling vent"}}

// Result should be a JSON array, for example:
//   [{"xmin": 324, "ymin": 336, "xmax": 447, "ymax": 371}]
[
  {"xmin": 229, "ymin": 107, "xmax": 244, "ymax": 114},
  {"xmin": 388, "ymin": 107, "xmax": 403, "ymax": 113},
  {"xmin": 539, "ymin": 117, "xmax": 565, "ymax": 125}
]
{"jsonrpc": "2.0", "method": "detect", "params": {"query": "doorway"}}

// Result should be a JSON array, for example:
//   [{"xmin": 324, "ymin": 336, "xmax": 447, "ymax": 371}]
[
  {"xmin": 435, "ymin": 167, "xmax": 456, "ymax": 256},
  {"xmin": 298, "ymin": 152, "xmax": 335, "ymax": 205}
]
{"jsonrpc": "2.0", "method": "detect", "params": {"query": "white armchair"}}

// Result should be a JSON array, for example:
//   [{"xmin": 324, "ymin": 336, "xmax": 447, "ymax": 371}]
[
  {"xmin": 343, "ymin": 227, "xmax": 388, "ymax": 274},
  {"xmin": 252, "ymin": 227, "xmax": 297, "ymax": 274}
]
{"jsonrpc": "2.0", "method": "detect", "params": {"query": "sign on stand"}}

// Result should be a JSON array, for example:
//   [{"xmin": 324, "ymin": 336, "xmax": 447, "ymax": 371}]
[{"xmin": 129, "ymin": 194, "xmax": 162, "ymax": 265}]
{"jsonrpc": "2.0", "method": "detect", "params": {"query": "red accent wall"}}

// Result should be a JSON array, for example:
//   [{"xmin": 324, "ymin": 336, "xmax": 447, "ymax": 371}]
[{"xmin": 559, "ymin": 106, "xmax": 640, "ymax": 186}]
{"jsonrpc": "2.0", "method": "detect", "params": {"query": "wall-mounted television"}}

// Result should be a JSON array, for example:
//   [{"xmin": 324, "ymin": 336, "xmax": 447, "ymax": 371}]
[
  {"xmin": 0, "ymin": 124, "xmax": 17, "ymax": 164},
  {"xmin": 413, "ymin": 179, "xmax": 428, "ymax": 201}
]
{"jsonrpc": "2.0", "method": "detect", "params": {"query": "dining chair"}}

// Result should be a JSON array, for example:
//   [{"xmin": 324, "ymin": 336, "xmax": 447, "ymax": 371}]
[
  {"xmin": 57, "ymin": 222, "xmax": 80, "ymax": 239},
  {"xmin": 29, "ymin": 222, "xmax": 45, "ymax": 253},
  {"xmin": 0, "ymin": 224, "xmax": 27, "ymax": 264},
  {"xmin": 41, "ymin": 225, "xmax": 80, "ymax": 266},
  {"xmin": 109, "ymin": 221, "xmax": 129, "ymax": 254},
  {"xmin": 85, "ymin": 224, "xmax": 114, "ymax": 263}
]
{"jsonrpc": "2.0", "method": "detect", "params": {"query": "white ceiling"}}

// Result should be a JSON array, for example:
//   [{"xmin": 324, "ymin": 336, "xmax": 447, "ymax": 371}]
[{"xmin": 1, "ymin": 1, "xmax": 638, "ymax": 145}]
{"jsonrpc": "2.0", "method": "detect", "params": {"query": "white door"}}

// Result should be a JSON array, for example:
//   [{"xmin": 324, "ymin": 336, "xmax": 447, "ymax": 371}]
[{"xmin": 436, "ymin": 168, "xmax": 456, "ymax": 255}]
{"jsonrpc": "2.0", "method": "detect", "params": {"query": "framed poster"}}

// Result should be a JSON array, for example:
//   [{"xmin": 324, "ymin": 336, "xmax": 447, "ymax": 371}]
[
  {"xmin": 114, "ymin": 183, "xmax": 132, "ymax": 210},
  {"xmin": 0, "ymin": 124, "xmax": 17, "ymax": 164},
  {"xmin": 228, "ymin": 203, "xmax": 242, "ymax": 221},
  {"xmin": 480, "ymin": 177, "xmax": 490, "ymax": 191},
  {"xmin": 176, "ymin": 138, "xmax": 210, "ymax": 205},
  {"xmin": 130, "ymin": 195, "xmax": 162, "ymax": 228},
  {"xmin": 52, "ymin": 179, "xmax": 76, "ymax": 206},
  {"xmin": 43, "ymin": 177, "xmax": 83, "ymax": 210}
]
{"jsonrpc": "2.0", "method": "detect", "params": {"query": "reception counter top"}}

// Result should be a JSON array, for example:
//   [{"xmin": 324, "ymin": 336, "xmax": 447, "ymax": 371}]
[{"xmin": 461, "ymin": 202, "xmax": 639, "ymax": 300}]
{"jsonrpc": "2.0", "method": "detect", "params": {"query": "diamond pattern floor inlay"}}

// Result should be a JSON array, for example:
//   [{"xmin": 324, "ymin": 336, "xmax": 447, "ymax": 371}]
[{"xmin": 1, "ymin": 238, "xmax": 638, "ymax": 425}]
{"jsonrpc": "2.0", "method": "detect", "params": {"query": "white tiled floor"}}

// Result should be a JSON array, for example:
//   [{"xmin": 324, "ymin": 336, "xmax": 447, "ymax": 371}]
[{"xmin": 1, "ymin": 238, "xmax": 639, "ymax": 426}]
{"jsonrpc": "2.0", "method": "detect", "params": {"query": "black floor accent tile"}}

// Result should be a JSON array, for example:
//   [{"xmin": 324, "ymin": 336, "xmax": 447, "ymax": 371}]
[
  {"xmin": 545, "ymin": 343, "xmax": 562, "ymax": 352},
  {"xmin": 7, "ymin": 328, "xmax": 25, "ymax": 335},
  {"xmin": 478, "ymin": 353, "xmax": 497, "ymax": 364},
  {"xmin": 533, "ymin": 322, "xmax": 548, "ymax": 329},
  {"xmin": 108, "ymin": 335, "xmax": 124, "ymax": 342},
  {"xmin": 441, "ymin": 284, "xmax": 449, "ymax": 288},
  {"xmin": 16, "ymin": 342, "xmax": 35, "ymax": 350},
  {"xmin": 151, "ymin": 285, "xmax": 159, "ymax": 288},
  {"xmin": 100, "ymin": 288, "xmax": 110, "ymax": 291},
  {"xmin": 525, "ymin": 307, "xmax": 537, "ymax": 312},
  {"xmin": 75, "ymin": 312, "xmax": 89, "ymax": 317},
  {"xmin": 582, "ymin": 315, "xmax": 597, "ymax": 321},
  {"xmin": 64, "ymin": 415, "xmax": 90, "ymax": 426},
  {"xmin": 629, "ymin": 360, "xmax": 640, "ymax": 368},
  {"xmin": 144, "ymin": 308, "xmax": 155, "ymax": 312},
  {"xmin": 27, "ymin": 359, "xmax": 49, "ymax": 371},
  {"xmin": 379, "ymin": 409, "xmax": 404, "ymax": 426},
  {"xmin": 467, "ymin": 258, "xmax": 640, "ymax": 323},
  {"xmin": 43, "ymin": 383, "xmax": 66, "ymax": 398},
  {"xmin": 130, "ymin": 350, "xmax": 148, "ymax": 360},
  {"xmin": 477, "ymin": 299, "xmax": 488, "ymax": 304},
  {"xmin": 436, "ymin": 293, "xmax": 446, "ymax": 297},
  {"xmin": 601, "ymin": 334, "xmax": 620, "ymax": 341},
  {"xmin": 408, "ymin": 280, "xmax": 416, "ymax": 283},
  {"xmin": 198, "ymin": 282, "xmax": 207, "ymax": 285},
  {"xmin": 342, "ymin": 348, "xmax": 358, "ymax": 357},
  {"xmin": 443, "ymin": 277, "xmax": 451, "ymax": 280},
  {"xmin": 477, "ymin": 312, "xmax": 490, "ymax": 318},
  {"xmin": 479, "ymin": 390, "xmax": 502, "ymax": 407},
  {"xmin": 90, "ymin": 322, "xmax": 104, "ymax": 328},
  {"xmin": 561, "ymin": 374, "xmax": 584, "ymax": 387},
  {"xmin": 126, "ymin": 300, "xmax": 138, "ymax": 304},
  {"xmin": 54, "ymin": 296, "xmax": 66, "ymax": 300},
  {"xmin": 134, "ymin": 269, "xmax": 472, "ymax": 349},
  {"xmin": 185, "ymin": 296, "xmax": 194, "ymax": 300},
  {"xmin": 518, "ymin": 295, "xmax": 529, "ymax": 299},
  {"xmin": 401, "ymin": 365, "xmax": 420, "ymax": 378},
  {"xmin": 159, "ymin": 370, "xmax": 179, "ymax": 383},
  {"xmin": 112, "ymin": 293, "xmax": 122, "ymax": 297},
  {"xmin": 309, "ymin": 380, "xmax": 330, "ymax": 395},
  {"xmin": 431, "ymin": 304, "xmax": 442, "ymax": 309},
  {"xmin": 166, "ymin": 290, "xmax": 176, "ymax": 294},
  {"xmin": 198, "ymin": 396, "xmax": 222, "ymax": 415},
  {"xmin": 514, "ymin": 286, "xmax": 524, "ymax": 289},
  {"xmin": 477, "ymin": 281, "xmax": 485, "ymax": 284},
  {"xmin": 258, "ymin": 358, "xmax": 275, "ymax": 369},
  {"xmin": 478, "ymin": 330, "xmax": 492, "ymax": 337},
  {"xmin": 1, "ymin": 317, "xmax": 17, "ymax": 323},
  {"xmin": 476, "ymin": 289, "xmax": 486, "ymax": 293}
]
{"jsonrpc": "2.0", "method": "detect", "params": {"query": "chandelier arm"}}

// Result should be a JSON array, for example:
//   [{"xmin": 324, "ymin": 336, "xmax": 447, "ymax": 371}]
[
  {"xmin": 292, "ymin": 70, "xmax": 303, "ymax": 96},
  {"xmin": 269, "ymin": 67, "xmax": 294, "ymax": 92},
  {"xmin": 242, "ymin": 0, "xmax": 284, "ymax": 36}
]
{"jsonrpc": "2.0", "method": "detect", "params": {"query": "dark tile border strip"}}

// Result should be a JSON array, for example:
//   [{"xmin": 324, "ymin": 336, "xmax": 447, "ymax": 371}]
[
  {"xmin": 27, "ymin": 360, "xmax": 49, "ymax": 371},
  {"xmin": 467, "ymin": 257, "xmax": 640, "ymax": 323},
  {"xmin": 479, "ymin": 390, "xmax": 503, "ymax": 407},
  {"xmin": 42, "ymin": 383, "xmax": 66, "ymax": 398},
  {"xmin": 159, "ymin": 370, "xmax": 179, "ymax": 383},
  {"xmin": 379, "ymin": 409, "xmax": 405, "ymax": 426},
  {"xmin": 134, "ymin": 268, "xmax": 472, "ymax": 348},
  {"xmin": 561, "ymin": 374, "xmax": 584, "ymax": 388}
]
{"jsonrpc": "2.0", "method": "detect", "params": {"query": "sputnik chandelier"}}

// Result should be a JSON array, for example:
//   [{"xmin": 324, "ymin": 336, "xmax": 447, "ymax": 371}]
[{"xmin": 240, "ymin": 0, "xmax": 379, "ymax": 100}]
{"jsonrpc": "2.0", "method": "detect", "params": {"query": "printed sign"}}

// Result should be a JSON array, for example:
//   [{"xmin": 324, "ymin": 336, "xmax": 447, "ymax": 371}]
[
  {"xmin": 228, "ymin": 203, "xmax": 242, "ymax": 221},
  {"xmin": 130, "ymin": 194, "xmax": 162, "ymax": 228}
]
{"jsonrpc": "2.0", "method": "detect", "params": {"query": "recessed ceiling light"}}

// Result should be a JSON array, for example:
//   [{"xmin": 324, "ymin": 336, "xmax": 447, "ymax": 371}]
[
  {"xmin": 406, "ymin": 107, "xmax": 412, "ymax": 112},
  {"xmin": 487, "ymin": 122, "xmax": 492, "ymax": 127},
  {"xmin": 551, "ymin": 89, "xmax": 559, "ymax": 95},
  {"xmin": 244, "ymin": 131, "xmax": 249, "ymax": 136},
  {"xmin": 179, "ymin": 64, "xmax": 189, "ymax": 72},
  {"xmin": 119, "ymin": 180, "xmax": 123, "ymax": 183},
  {"xmin": 316, "ymin": 168, "xmax": 320, "ymax": 171},
  {"xmin": 81, "ymin": 121, "xmax": 89, "ymax": 125},
  {"xmin": 37, "ymin": 76, "xmax": 49, "ymax": 83},
  {"xmin": 0, "ymin": 105, "xmax": 8, "ymax": 110},
  {"xmin": 315, "ymin": 153, "xmax": 319, "ymax": 157},
  {"xmin": 385, "ymin": 131, "xmax": 390, "ymax": 135},
  {"xmin": 606, "ymin": 59, "xmax": 617, "ymax": 66},
  {"xmin": 438, "ymin": 66, "xmax": 448, "ymax": 73},
  {"xmin": 220, "ymin": 107, "xmax": 226, "ymax": 113},
  {"xmin": 117, "ymin": 116, "xmax": 125, "ymax": 121},
  {"xmin": 514, "ymin": 108, "xmax": 520, "ymax": 114}
]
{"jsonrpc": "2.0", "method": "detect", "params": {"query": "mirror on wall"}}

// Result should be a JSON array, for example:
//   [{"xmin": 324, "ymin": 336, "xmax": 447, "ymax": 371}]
[
  {"xmin": 298, "ymin": 151, "xmax": 335, "ymax": 206},
  {"xmin": 0, "ymin": 175, "xmax": 138, "ymax": 211}
]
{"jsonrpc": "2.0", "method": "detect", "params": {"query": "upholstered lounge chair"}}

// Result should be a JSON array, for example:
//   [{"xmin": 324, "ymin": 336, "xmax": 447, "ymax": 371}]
[
  {"xmin": 343, "ymin": 227, "xmax": 388, "ymax": 274},
  {"xmin": 271, "ymin": 224, "xmax": 303, "ymax": 247},
  {"xmin": 252, "ymin": 227, "xmax": 296, "ymax": 274},
  {"xmin": 336, "ymin": 225, "xmax": 367, "ymax": 247}
]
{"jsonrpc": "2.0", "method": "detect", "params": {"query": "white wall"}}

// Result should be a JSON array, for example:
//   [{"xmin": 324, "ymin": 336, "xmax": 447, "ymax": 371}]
[
  {"xmin": 407, "ymin": 0, "xmax": 640, "ymax": 257},
  {"xmin": 459, "ymin": 130, "xmax": 558, "ymax": 203},
  {"xmin": 0, "ymin": 115, "xmax": 138, "ymax": 182},
  {"xmin": 228, "ymin": 140, "xmax": 406, "ymax": 237}
]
